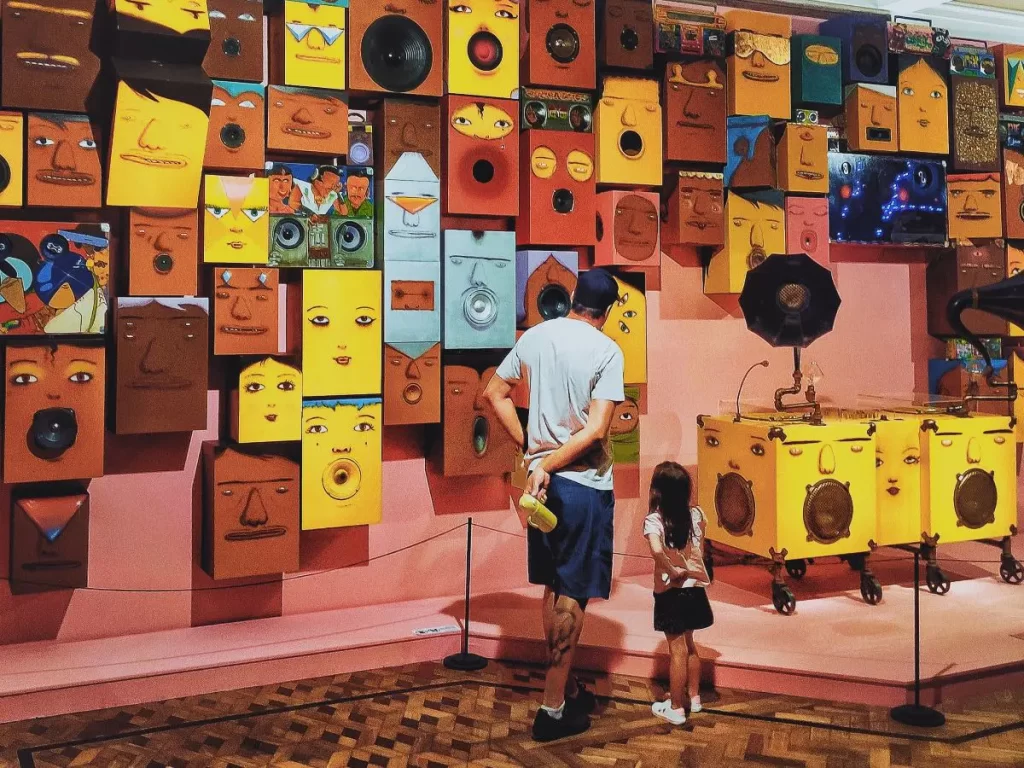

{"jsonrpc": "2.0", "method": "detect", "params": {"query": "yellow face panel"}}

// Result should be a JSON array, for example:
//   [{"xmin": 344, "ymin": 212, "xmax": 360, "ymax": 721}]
[
  {"xmin": 897, "ymin": 57, "xmax": 950, "ymax": 155},
  {"xmin": 0, "ymin": 112, "xmax": 24, "ymax": 207},
  {"xmin": 727, "ymin": 31, "xmax": 792, "ymax": 119},
  {"xmin": 234, "ymin": 358, "xmax": 302, "ymax": 443},
  {"xmin": 603, "ymin": 276, "xmax": 646, "ymax": 384},
  {"xmin": 114, "ymin": 0, "xmax": 210, "ymax": 35},
  {"xmin": 203, "ymin": 175, "xmax": 269, "ymax": 264},
  {"xmin": 873, "ymin": 419, "xmax": 923, "ymax": 546},
  {"xmin": 283, "ymin": 1, "xmax": 346, "ymax": 89},
  {"xmin": 107, "ymin": 81, "xmax": 209, "ymax": 207},
  {"xmin": 446, "ymin": 0, "xmax": 519, "ymax": 98},
  {"xmin": 705, "ymin": 192, "xmax": 785, "ymax": 295},
  {"xmin": 301, "ymin": 398, "xmax": 382, "ymax": 529},
  {"xmin": 450, "ymin": 102, "xmax": 515, "ymax": 140},
  {"xmin": 946, "ymin": 174, "xmax": 1003, "ymax": 241},
  {"xmin": 595, "ymin": 77, "xmax": 662, "ymax": 187},
  {"xmin": 302, "ymin": 270, "xmax": 382, "ymax": 397}
]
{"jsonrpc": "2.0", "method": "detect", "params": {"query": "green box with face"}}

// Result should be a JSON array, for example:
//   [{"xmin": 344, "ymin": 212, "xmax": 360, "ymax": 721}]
[{"xmin": 792, "ymin": 35, "xmax": 842, "ymax": 107}]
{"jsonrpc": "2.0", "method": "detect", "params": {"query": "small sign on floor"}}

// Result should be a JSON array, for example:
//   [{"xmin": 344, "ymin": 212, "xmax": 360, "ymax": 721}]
[{"xmin": 413, "ymin": 625, "xmax": 461, "ymax": 636}]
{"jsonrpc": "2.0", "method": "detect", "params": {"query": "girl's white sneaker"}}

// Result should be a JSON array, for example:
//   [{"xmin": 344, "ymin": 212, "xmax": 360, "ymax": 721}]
[
  {"xmin": 652, "ymin": 699, "xmax": 686, "ymax": 725},
  {"xmin": 690, "ymin": 696, "xmax": 703, "ymax": 714}
]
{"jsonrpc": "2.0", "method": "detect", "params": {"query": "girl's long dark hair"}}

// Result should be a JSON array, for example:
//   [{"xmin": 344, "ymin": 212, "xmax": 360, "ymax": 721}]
[{"xmin": 649, "ymin": 461, "xmax": 692, "ymax": 550}]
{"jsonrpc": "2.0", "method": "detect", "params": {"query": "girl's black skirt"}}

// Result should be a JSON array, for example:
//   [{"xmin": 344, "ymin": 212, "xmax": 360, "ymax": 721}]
[{"xmin": 653, "ymin": 587, "xmax": 714, "ymax": 634}]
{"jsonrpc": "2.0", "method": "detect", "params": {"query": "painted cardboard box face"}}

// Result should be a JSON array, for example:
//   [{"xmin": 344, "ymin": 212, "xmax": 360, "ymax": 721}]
[
  {"xmin": 0, "ymin": 112, "xmax": 25, "ymax": 208},
  {"xmin": 302, "ymin": 270, "xmax": 382, "ymax": 397},
  {"xmin": 0, "ymin": 220, "xmax": 109, "ymax": 336},
  {"xmin": 267, "ymin": 85, "xmax": 348, "ymax": 156},
  {"xmin": 611, "ymin": 385, "xmax": 639, "ymax": 464},
  {"xmin": 725, "ymin": 115, "xmax": 775, "ymax": 189},
  {"xmin": 595, "ymin": 77, "xmax": 661, "ymax": 187},
  {"xmin": 106, "ymin": 60, "xmax": 213, "ymax": 208},
  {"xmin": 946, "ymin": 174, "xmax": 1003, "ymax": 241},
  {"xmin": 819, "ymin": 15, "xmax": 888, "ymax": 85},
  {"xmin": 604, "ymin": 274, "xmax": 646, "ymax": 384},
  {"xmin": 599, "ymin": 0, "xmax": 652, "ymax": 71},
  {"xmin": 110, "ymin": 0, "xmax": 211, "ymax": 65},
  {"xmin": 384, "ymin": 260, "xmax": 440, "ymax": 344},
  {"xmin": 280, "ymin": 1, "xmax": 345, "ymax": 89},
  {"xmin": 232, "ymin": 358, "xmax": 302, "ymax": 442},
  {"xmin": 999, "ymin": 45, "xmax": 1024, "ymax": 108},
  {"xmin": 128, "ymin": 208, "xmax": 199, "ymax": 296},
  {"xmin": 212, "ymin": 267, "xmax": 279, "ymax": 355},
  {"xmin": 594, "ymin": 190, "xmax": 659, "ymax": 268},
  {"xmin": 203, "ymin": 443, "xmax": 300, "ymax": 579},
  {"xmin": 443, "ymin": 230, "xmax": 515, "ymax": 350},
  {"xmin": 663, "ymin": 59, "xmax": 726, "ymax": 165},
  {"xmin": 3, "ymin": 344, "xmax": 104, "ymax": 484},
  {"xmin": 446, "ymin": 0, "xmax": 519, "ymax": 99},
  {"xmin": 524, "ymin": 0, "xmax": 595, "ymax": 90},
  {"xmin": 515, "ymin": 249, "xmax": 578, "ymax": 328},
  {"xmin": 445, "ymin": 96, "xmax": 519, "ymax": 216},
  {"xmin": 10, "ymin": 493, "xmax": 89, "ymax": 593},
  {"xmin": 302, "ymin": 398, "xmax": 382, "ymax": 529},
  {"xmin": 26, "ymin": 113, "xmax": 101, "ymax": 208},
  {"xmin": 114, "ymin": 297, "xmax": 209, "ymax": 435},
  {"xmin": 517, "ymin": 130, "xmax": 595, "ymax": 247},
  {"xmin": 1004, "ymin": 147, "xmax": 1024, "ymax": 239},
  {"xmin": 441, "ymin": 364, "xmax": 516, "ymax": 476},
  {"xmin": 727, "ymin": 31, "xmax": 792, "ymax": 120},
  {"xmin": 1, "ymin": 0, "xmax": 101, "ymax": 113},
  {"xmin": 897, "ymin": 56, "xmax": 950, "ymax": 155},
  {"xmin": 951, "ymin": 76, "xmax": 999, "ymax": 173},
  {"xmin": 791, "ymin": 35, "xmax": 841, "ymax": 107},
  {"xmin": 381, "ymin": 100, "xmax": 442, "ymax": 177},
  {"xmin": 926, "ymin": 244, "xmax": 1006, "ymax": 337},
  {"xmin": 204, "ymin": 0, "xmax": 263, "ymax": 82},
  {"xmin": 349, "ymin": 0, "xmax": 443, "ymax": 97},
  {"xmin": 268, "ymin": 163, "xmax": 375, "ymax": 268},
  {"xmin": 203, "ymin": 175, "xmax": 269, "ymax": 264},
  {"xmin": 384, "ymin": 342, "xmax": 441, "ymax": 425},
  {"xmin": 205, "ymin": 81, "xmax": 265, "ymax": 171},
  {"xmin": 777, "ymin": 123, "xmax": 828, "ymax": 194},
  {"xmin": 844, "ymin": 84, "xmax": 897, "ymax": 153},
  {"xmin": 705, "ymin": 190, "xmax": 785, "ymax": 295},
  {"xmin": 663, "ymin": 171, "xmax": 724, "ymax": 247},
  {"xmin": 382, "ymin": 152, "xmax": 440, "ymax": 262},
  {"xmin": 785, "ymin": 197, "xmax": 829, "ymax": 266}
]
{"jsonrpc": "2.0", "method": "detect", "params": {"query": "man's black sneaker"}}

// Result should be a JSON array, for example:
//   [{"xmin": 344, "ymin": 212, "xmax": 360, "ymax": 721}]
[
  {"xmin": 532, "ymin": 707, "xmax": 591, "ymax": 742},
  {"xmin": 566, "ymin": 681, "xmax": 597, "ymax": 715}
]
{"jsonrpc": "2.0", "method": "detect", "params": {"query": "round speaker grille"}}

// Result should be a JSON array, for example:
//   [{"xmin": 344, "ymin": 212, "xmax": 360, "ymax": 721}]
[
  {"xmin": 463, "ymin": 287, "xmax": 498, "ymax": 329},
  {"xmin": 349, "ymin": 140, "xmax": 371, "ymax": 165},
  {"xmin": 472, "ymin": 415, "xmax": 489, "ymax": 457},
  {"xmin": 336, "ymin": 221, "xmax": 367, "ymax": 253},
  {"xmin": 274, "ymin": 218, "xmax": 305, "ymax": 250},
  {"xmin": 777, "ymin": 283, "xmax": 810, "ymax": 312},
  {"xmin": 29, "ymin": 407, "xmax": 78, "ymax": 460},
  {"xmin": 954, "ymin": 468, "xmax": 997, "ymax": 529},
  {"xmin": 855, "ymin": 44, "xmax": 883, "ymax": 78},
  {"xmin": 153, "ymin": 253, "xmax": 174, "ymax": 275},
  {"xmin": 362, "ymin": 15, "xmax": 433, "ymax": 93},
  {"xmin": 468, "ymin": 31, "xmax": 502, "ymax": 71},
  {"xmin": 552, "ymin": 188, "xmax": 574, "ymax": 214},
  {"xmin": 537, "ymin": 284, "xmax": 571, "ymax": 321},
  {"xmin": 803, "ymin": 479, "xmax": 854, "ymax": 545},
  {"xmin": 714, "ymin": 472, "xmax": 755, "ymax": 537},
  {"xmin": 220, "ymin": 123, "xmax": 245, "ymax": 149},
  {"xmin": 546, "ymin": 23, "xmax": 580, "ymax": 63}
]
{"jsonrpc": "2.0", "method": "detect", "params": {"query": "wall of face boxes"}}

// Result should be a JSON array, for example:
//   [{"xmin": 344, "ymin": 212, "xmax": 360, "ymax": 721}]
[{"xmin": 0, "ymin": 0, "xmax": 1022, "ymax": 590}]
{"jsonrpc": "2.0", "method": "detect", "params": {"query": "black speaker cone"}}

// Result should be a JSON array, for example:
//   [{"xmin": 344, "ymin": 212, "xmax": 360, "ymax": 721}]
[
  {"xmin": 28, "ymin": 408, "xmax": 78, "ymax": 460},
  {"xmin": 472, "ymin": 159, "xmax": 495, "ymax": 184},
  {"xmin": 472, "ymin": 415, "xmax": 489, "ymax": 457},
  {"xmin": 620, "ymin": 26, "xmax": 639, "ymax": 51},
  {"xmin": 468, "ymin": 31, "xmax": 502, "ymax": 72},
  {"xmin": 153, "ymin": 253, "xmax": 174, "ymax": 274},
  {"xmin": 0, "ymin": 156, "xmax": 10, "ymax": 194},
  {"xmin": 537, "ymin": 284, "xmax": 571, "ymax": 320},
  {"xmin": 222, "ymin": 37, "xmax": 242, "ymax": 57},
  {"xmin": 337, "ymin": 221, "xmax": 366, "ymax": 253},
  {"xmin": 619, "ymin": 130, "xmax": 644, "ymax": 158},
  {"xmin": 552, "ymin": 188, "xmax": 574, "ymax": 214},
  {"xmin": 220, "ymin": 123, "xmax": 246, "ymax": 149},
  {"xmin": 274, "ymin": 218, "xmax": 305, "ymax": 250},
  {"xmin": 866, "ymin": 127, "xmax": 891, "ymax": 141},
  {"xmin": 855, "ymin": 43, "xmax": 882, "ymax": 78},
  {"xmin": 362, "ymin": 15, "xmax": 433, "ymax": 93},
  {"xmin": 546, "ymin": 23, "xmax": 580, "ymax": 63}
]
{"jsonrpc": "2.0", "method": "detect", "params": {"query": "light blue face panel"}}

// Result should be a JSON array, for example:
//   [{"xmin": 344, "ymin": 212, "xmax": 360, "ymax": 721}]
[
  {"xmin": 443, "ymin": 230, "xmax": 516, "ymax": 351},
  {"xmin": 384, "ymin": 260, "xmax": 441, "ymax": 344},
  {"xmin": 381, "ymin": 152, "xmax": 441, "ymax": 263}
]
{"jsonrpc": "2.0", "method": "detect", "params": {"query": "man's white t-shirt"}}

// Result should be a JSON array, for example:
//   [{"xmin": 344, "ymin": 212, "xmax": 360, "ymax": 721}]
[{"xmin": 495, "ymin": 316, "xmax": 625, "ymax": 491}]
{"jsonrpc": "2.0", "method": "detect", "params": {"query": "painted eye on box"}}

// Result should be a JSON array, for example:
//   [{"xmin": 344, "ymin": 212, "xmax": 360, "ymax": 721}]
[
  {"xmin": 279, "ymin": 381, "xmax": 296, "ymax": 391},
  {"xmin": 940, "ymin": 438, "xmax": 953, "ymax": 447},
  {"xmin": 850, "ymin": 444, "xmax": 863, "ymax": 453},
  {"xmin": 68, "ymin": 372, "xmax": 93, "ymax": 384},
  {"xmin": 306, "ymin": 424, "xmax": 328, "ymax": 434},
  {"xmin": 354, "ymin": 422, "xmax": 374, "ymax": 432},
  {"xmin": 875, "ymin": 457, "xmax": 883, "ymax": 468},
  {"xmin": 705, "ymin": 435, "xmax": 719, "ymax": 447},
  {"xmin": 245, "ymin": 382, "xmax": 265, "ymax": 393},
  {"xmin": 905, "ymin": 455, "xmax": 920, "ymax": 464},
  {"xmin": 11, "ymin": 373, "xmax": 38, "ymax": 385},
  {"xmin": 790, "ymin": 447, "xmax": 803, "ymax": 456},
  {"xmin": 751, "ymin": 443, "xmax": 764, "ymax": 456}
]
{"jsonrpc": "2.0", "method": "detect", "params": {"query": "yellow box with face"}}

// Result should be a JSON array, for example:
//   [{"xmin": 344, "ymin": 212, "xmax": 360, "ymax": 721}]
[
  {"xmin": 203, "ymin": 175, "xmax": 269, "ymax": 264},
  {"xmin": 231, "ymin": 357, "xmax": 302, "ymax": 443},
  {"xmin": 727, "ymin": 31, "xmax": 792, "ymax": 119},
  {"xmin": 302, "ymin": 269, "xmax": 382, "ymax": 397},
  {"xmin": 603, "ymin": 275, "xmax": 646, "ymax": 384},
  {"xmin": 705, "ymin": 190, "xmax": 785, "ymax": 295},
  {"xmin": 446, "ymin": 0, "xmax": 519, "ymax": 99},
  {"xmin": 778, "ymin": 124, "xmax": 828, "ymax": 194},
  {"xmin": 946, "ymin": 173, "xmax": 1003, "ymax": 241},
  {"xmin": 301, "ymin": 397, "xmax": 382, "ymax": 529},
  {"xmin": 0, "ymin": 112, "xmax": 24, "ymax": 207},
  {"xmin": 872, "ymin": 417, "xmax": 925, "ymax": 547},
  {"xmin": 697, "ymin": 414, "xmax": 877, "ymax": 560},
  {"xmin": 595, "ymin": 76, "xmax": 662, "ymax": 187},
  {"xmin": 282, "ymin": 1, "xmax": 346, "ymax": 89},
  {"xmin": 897, "ymin": 55, "xmax": 950, "ymax": 155}
]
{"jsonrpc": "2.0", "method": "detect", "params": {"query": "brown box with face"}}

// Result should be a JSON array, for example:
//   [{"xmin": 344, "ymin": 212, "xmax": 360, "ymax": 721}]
[
  {"xmin": 594, "ymin": 190, "xmax": 660, "ymax": 268},
  {"xmin": 349, "ymin": 0, "xmax": 443, "ymax": 97},
  {"xmin": 202, "ymin": 442, "xmax": 300, "ymax": 580},
  {"xmin": 204, "ymin": 0, "xmax": 264, "ymax": 82},
  {"xmin": 10, "ymin": 493, "xmax": 89, "ymax": 593},
  {"xmin": 379, "ymin": 99, "xmax": 442, "ymax": 178},
  {"xmin": 664, "ymin": 59, "xmax": 727, "ymax": 164},
  {"xmin": 663, "ymin": 171, "xmax": 724, "ymax": 247},
  {"xmin": 26, "ymin": 113, "xmax": 102, "ymax": 208},
  {"xmin": 599, "ymin": 0, "xmax": 652, "ymax": 71},
  {"xmin": 128, "ymin": 208, "xmax": 199, "ymax": 296},
  {"xmin": 947, "ymin": 173, "xmax": 1004, "ymax": 241},
  {"xmin": 517, "ymin": 130, "xmax": 595, "ymax": 247},
  {"xmin": 444, "ymin": 96, "xmax": 519, "ymax": 216},
  {"xmin": 951, "ymin": 75, "xmax": 999, "ymax": 173},
  {"xmin": 926, "ymin": 241, "xmax": 1007, "ymax": 337},
  {"xmin": 777, "ymin": 123, "xmax": 828, "ymax": 194},
  {"xmin": 267, "ymin": 85, "xmax": 348, "ymax": 156},
  {"xmin": 212, "ymin": 267, "xmax": 279, "ymax": 356},
  {"xmin": 384, "ymin": 342, "xmax": 441, "ymax": 425},
  {"xmin": 1004, "ymin": 147, "xmax": 1024, "ymax": 239},
  {"xmin": 1, "ymin": 0, "xmax": 101, "ymax": 112},
  {"xmin": 440, "ymin": 361, "xmax": 517, "ymax": 476},
  {"xmin": 3, "ymin": 344, "xmax": 105, "ymax": 484},
  {"xmin": 524, "ymin": 0, "xmax": 595, "ymax": 89},
  {"xmin": 204, "ymin": 81, "xmax": 265, "ymax": 172},
  {"xmin": 115, "ymin": 297, "xmax": 209, "ymax": 435}
]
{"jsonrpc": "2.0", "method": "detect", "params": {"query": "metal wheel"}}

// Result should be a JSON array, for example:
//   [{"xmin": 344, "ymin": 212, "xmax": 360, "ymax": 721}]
[
  {"xmin": 772, "ymin": 584, "xmax": 796, "ymax": 616},
  {"xmin": 1000, "ymin": 558, "xmax": 1024, "ymax": 585},
  {"xmin": 926, "ymin": 565, "xmax": 950, "ymax": 595},
  {"xmin": 785, "ymin": 559, "xmax": 807, "ymax": 579},
  {"xmin": 860, "ymin": 574, "xmax": 883, "ymax": 605}
]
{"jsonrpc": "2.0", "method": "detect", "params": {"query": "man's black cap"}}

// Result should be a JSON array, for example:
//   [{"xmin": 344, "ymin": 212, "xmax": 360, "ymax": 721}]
[{"xmin": 573, "ymin": 268, "xmax": 620, "ymax": 313}]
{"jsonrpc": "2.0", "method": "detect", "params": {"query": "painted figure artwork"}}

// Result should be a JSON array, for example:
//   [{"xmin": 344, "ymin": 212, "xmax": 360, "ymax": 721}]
[
  {"xmin": 26, "ymin": 113, "xmax": 102, "ymax": 208},
  {"xmin": 204, "ymin": 0, "xmax": 264, "ymax": 82},
  {"xmin": 443, "ymin": 230, "xmax": 516, "ymax": 350},
  {"xmin": 603, "ymin": 274, "xmax": 647, "ymax": 384},
  {"xmin": 947, "ymin": 173, "xmax": 1003, "ymax": 241},
  {"xmin": 897, "ymin": 55, "xmax": 950, "ymax": 155},
  {"xmin": 515, "ymin": 250, "xmax": 578, "ymax": 328},
  {"xmin": 663, "ymin": 59, "xmax": 727, "ymax": 165},
  {"xmin": 594, "ymin": 190, "xmax": 660, "ymax": 268},
  {"xmin": 1001, "ymin": 46, "xmax": 1024, "ymax": 108},
  {"xmin": 0, "ymin": 112, "xmax": 25, "ymax": 208},
  {"xmin": 301, "ymin": 398, "xmax": 383, "ymax": 529},
  {"xmin": 232, "ymin": 357, "xmax": 302, "ymax": 443},
  {"xmin": 785, "ymin": 197, "xmax": 830, "ymax": 266},
  {"xmin": 383, "ymin": 342, "xmax": 441, "ymax": 425},
  {"xmin": 725, "ymin": 115, "xmax": 775, "ymax": 189},
  {"xmin": 10, "ymin": 493, "xmax": 90, "ymax": 593},
  {"xmin": 382, "ymin": 152, "xmax": 440, "ymax": 263},
  {"xmin": 205, "ymin": 81, "xmax": 266, "ymax": 171},
  {"xmin": 844, "ymin": 84, "xmax": 898, "ymax": 153},
  {"xmin": 203, "ymin": 443, "xmax": 300, "ymax": 579},
  {"xmin": 663, "ymin": 171, "xmax": 724, "ymax": 247},
  {"xmin": 114, "ymin": 297, "xmax": 209, "ymax": 435},
  {"xmin": 212, "ymin": 267, "xmax": 279, "ymax": 355},
  {"xmin": 128, "ymin": 208, "xmax": 199, "ymax": 297},
  {"xmin": 705, "ymin": 190, "xmax": 785, "ymax": 294},
  {"xmin": 267, "ymin": 85, "xmax": 348, "ymax": 156},
  {"xmin": 777, "ymin": 123, "xmax": 828, "ymax": 194},
  {"xmin": 445, "ymin": 96, "xmax": 519, "ymax": 216},
  {"xmin": 203, "ymin": 175, "xmax": 270, "ymax": 264},
  {"xmin": 792, "ymin": 35, "xmax": 841, "ymax": 107},
  {"xmin": 380, "ymin": 100, "xmax": 441, "ymax": 177},
  {"xmin": 441, "ymin": 364, "xmax": 516, "ymax": 476},
  {"xmin": 952, "ymin": 77, "xmax": 999, "ymax": 172},
  {"xmin": 517, "ymin": 130, "xmax": 596, "ymax": 247},
  {"xmin": 445, "ymin": 0, "xmax": 520, "ymax": 99},
  {"xmin": 268, "ymin": 162, "xmax": 374, "ymax": 268},
  {"xmin": 595, "ymin": 76, "xmax": 662, "ymax": 187},
  {"xmin": 3, "ymin": 343, "xmax": 105, "ymax": 484},
  {"xmin": 384, "ymin": 260, "xmax": 440, "ymax": 344},
  {"xmin": 0, "ymin": 221, "xmax": 109, "ymax": 336},
  {"xmin": 281, "ymin": 0, "xmax": 346, "ymax": 89},
  {"xmin": 610, "ymin": 386, "xmax": 640, "ymax": 464}
]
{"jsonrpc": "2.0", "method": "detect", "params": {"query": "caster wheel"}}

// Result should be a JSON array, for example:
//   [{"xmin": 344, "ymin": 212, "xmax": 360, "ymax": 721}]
[
  {"xmin": 1000, "ymin": 559, "xmax": 1024, "ymax": 585},
  {"xmin": 785, "ymin": 559, "xmax": 807, "ymax": 580},
  {"xmin": 860, "ymin": 575, "xmax": 883, "ymax": 605},
  {"xmin": 772, "ymin": 585, "xmax": 796, "ymax": 616},
  {"xmin": 926, "ymin": 566, "xmax": 950, "ymax": 595}
]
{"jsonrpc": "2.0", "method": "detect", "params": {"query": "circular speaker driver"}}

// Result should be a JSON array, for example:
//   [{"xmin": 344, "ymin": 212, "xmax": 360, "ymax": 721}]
[
  {"xmin": 777, "ymin": 282, "xmax": 810, "ymax": 313},
  {"xmin": 29, "ymin": 407, "xmax": 78, "ymax": 460},
  {"xmin": 714, "ymin": 472, "xmax": 755, "ymax": 536},
  {"xmin": 153, "ymin": 253, "xmax": 175, "ymax": 275},
  {"xmin": 362, "ymin": 15, "xmax": 433, "ymax": 93},
  {"xmin": 803, "ymin": 479, "xmax": 854, "ymax": 545},
  {"xmin": 546, "ymin": 23, "xmax": 580, "ymax": 63},
  {"xmin": 620, "ymin": 26, "xmax": 639, "ymax": 51},
  {"xmin": 855, "ymin": 44, "xmax": 883, "ymax": 78},
  {"xmin": 322, "ymin": 457, "xmax": 361, "ymax": 501},
  {"xmin": 954, "ymin": 468, "xmax": 997, "ymax": 529},
  {"xmin": 537, "ymin": 284, "xmax": 571, "ymax": 321},
  {"xmin": 403, "ymin": 383, "xmax": 423, "ymax": 405},
  {"xmin": 274, "ymin": 218, "xmax": 305, "ymax": 250},
  {"xmin": 463, "ymin": 286, "xmax": 498, "ymax": 329},
  {"xmin": 552, "ymin": 188, "xmax": 574, "ymax": 214},
  {"xmin": 472, "ymin": 415, "xmax": 489, "ymax": 457},
  {"xmin": 0, "ymin": 156, "xmax": 10, "ymax": 194},
  {"xmin": 468, "ymin": 31, "xmax": 502, "ymax": 72},
  {"xmin": 223, "ymin": 37, "xmax": 242, "ymax": 57},
  {"xmin": 349, "ymin": 141, "xmax": 371, "ymax": 165},
  {"xmin": 472, "ymin": 159, "xmax": 495, "ymax": 184},
  {"xmin": 220, "ymin": 123, "xmax": 246, "ymax": 149},
  {"xmin": 337, "ymin": 221, "xmax": 366, "ymax": 253}
]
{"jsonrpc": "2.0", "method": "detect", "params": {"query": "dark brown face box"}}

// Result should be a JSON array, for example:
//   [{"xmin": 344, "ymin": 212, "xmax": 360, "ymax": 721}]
[
  {"xmin": 926, "ymin": 241, "xmax": 1007, "ymax": 337},
  {"xmin": 599, "ymin": 0, "xmax": 653, "ymax": 70},
  {"xmin": 10, "ymin": 493, "xmax": 89, "ymax": 593}
]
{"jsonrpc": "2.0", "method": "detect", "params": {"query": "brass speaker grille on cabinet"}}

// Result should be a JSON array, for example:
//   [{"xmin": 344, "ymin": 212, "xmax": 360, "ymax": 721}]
[
  {"xmin": 954, "ymin": 469, "xmax": 997, "ymax": 529},
  {"xmin": 803, "ymin": 479, "xmax": 853, "ymax": 544},
  {"xmin": 715, "ymin": 472, "xmax": 755, "ymax": 536}
]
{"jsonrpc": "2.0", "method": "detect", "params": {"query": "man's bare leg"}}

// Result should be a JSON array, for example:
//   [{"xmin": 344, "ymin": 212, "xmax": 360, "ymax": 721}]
[
  {"xmin": 541, "ymin": 588, "xmax": 582, "ymax": 700},
  {"xmin": 542, "ymin": 594, "xmax": 586, "ymax": 709}
]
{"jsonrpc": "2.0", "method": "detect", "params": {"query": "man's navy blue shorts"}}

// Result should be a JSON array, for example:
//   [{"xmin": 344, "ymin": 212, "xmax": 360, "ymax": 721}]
[{"xmin": 527, "ymin": 473, "xmax": 614, "ymax": 601}]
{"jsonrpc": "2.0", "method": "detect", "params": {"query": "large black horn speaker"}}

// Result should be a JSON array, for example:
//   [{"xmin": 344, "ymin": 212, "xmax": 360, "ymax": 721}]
[
  {"xmin": 361, "ymin": 15, "xmax": 433, "ymax": 93},
  {"xmin": 948, "ymin": 272, "xmax": 1024, "ymax": 373}
]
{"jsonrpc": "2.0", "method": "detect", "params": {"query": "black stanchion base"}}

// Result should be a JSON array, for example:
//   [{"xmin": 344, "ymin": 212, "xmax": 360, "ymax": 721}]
[
  {"xmin": 890, "ymin": 704, "xmax": 946, "ymax": 728},
  {"xmin": 443, "ymin": 652, "xmax": 488, "ymax": 671}
]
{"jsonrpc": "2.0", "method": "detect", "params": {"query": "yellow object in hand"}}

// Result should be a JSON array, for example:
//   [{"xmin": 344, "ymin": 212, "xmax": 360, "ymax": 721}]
[{"xmin": 519, "ymin": 493, "xmax": 557, "ymax": 533}]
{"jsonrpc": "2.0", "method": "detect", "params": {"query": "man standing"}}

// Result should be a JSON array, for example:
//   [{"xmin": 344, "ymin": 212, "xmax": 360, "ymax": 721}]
[{"xmin": 484, "ymin": 269, "xmax": 625, "ymax": 742}]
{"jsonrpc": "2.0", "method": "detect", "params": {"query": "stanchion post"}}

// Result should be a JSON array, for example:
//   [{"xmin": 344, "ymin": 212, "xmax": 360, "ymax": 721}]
[{"xmin": 444, "ymin": 517, "xmax": 488, "ymax": 672}]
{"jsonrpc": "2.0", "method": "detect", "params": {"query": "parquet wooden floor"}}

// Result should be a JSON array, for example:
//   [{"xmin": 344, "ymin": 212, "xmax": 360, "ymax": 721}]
[{"xmin": 2, "ymin": 660, "xmax": 1022, "ymax": 768}]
